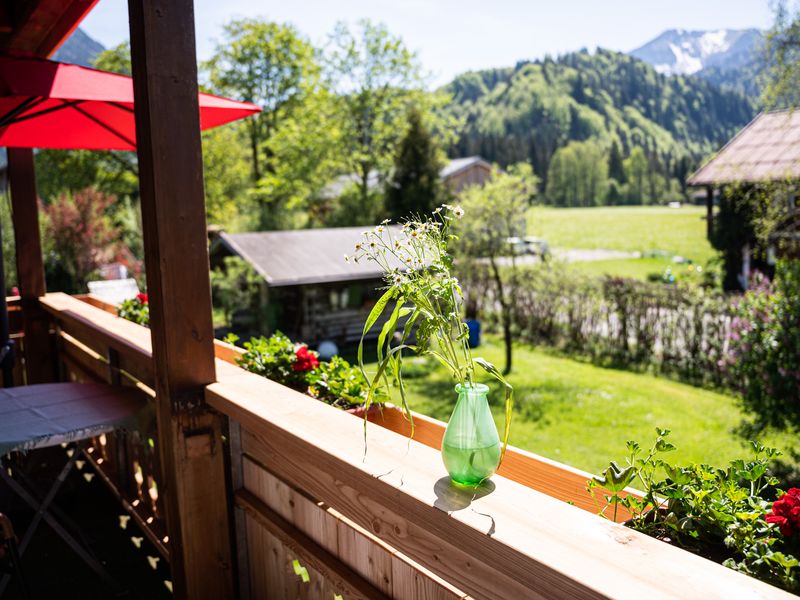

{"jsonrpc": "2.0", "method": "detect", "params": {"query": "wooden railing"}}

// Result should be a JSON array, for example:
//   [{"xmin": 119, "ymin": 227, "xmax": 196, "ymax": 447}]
[{"xmin": 15, "ymin": 293, "xmax": 794, "ymax": 599}]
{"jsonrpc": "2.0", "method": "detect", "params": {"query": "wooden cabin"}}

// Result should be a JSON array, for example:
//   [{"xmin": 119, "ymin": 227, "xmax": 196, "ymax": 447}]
[
  {"xmin": 323, "ymin": 155, "xmax": 492, "ymax": 199},
  {"xmin": 688, "ymin": 109, "xmax": 800, "ymax": 289},
  {"xmin": 439, "ymin": 156, "xmax": 492, "ymax": 193},
  {"xmin": 209, "ymin": 226, "xmax": 401, "ymax": 345}
]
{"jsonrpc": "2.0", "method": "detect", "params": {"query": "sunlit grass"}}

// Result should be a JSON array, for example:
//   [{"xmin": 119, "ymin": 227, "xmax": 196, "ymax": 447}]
[
  {"xmin": 396, "ymin": 337, "xmax": 796, "ymax": 475},
  {"xmin": 528, "ymin": 205, "xmax": 717, "ymax": 266}
]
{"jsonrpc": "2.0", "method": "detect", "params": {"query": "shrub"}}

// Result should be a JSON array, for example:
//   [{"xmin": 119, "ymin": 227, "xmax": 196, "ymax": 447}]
[
  {"xmin": 460, "ymin": 262, "xmax": 733, "ymax": 387},
  {"xmin": 233, "ymin": 332, "xmax": 379, "ymax": 409},
  {"xmin": 117, "ymin": 293, "xmax": 149, "ymax": 326},
  {"xmin": 306, "ymin": 356, "xmax": 377, "ymax": 409},
  {"xmin": 590, "ymin": 431, "xmax": 799, "ymax": 593},
  {"xmin": 725, "ymin": 261, "xmax": 800, "ymax": 433},
  {"xmin": 235, "ymin": 332, "xmax": 314, "ymax": 391}
]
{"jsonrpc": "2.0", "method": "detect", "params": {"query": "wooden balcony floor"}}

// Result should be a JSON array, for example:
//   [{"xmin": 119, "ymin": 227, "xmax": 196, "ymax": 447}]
[{"xmin": 1, "ymin": 447, "xmax": 170, "ymax": 599}]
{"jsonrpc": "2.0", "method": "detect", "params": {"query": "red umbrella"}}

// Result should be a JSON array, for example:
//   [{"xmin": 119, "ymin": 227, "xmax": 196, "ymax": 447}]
[{"xmin": 0, "ymin": 55, "xmax": 260, "ymax": 150}]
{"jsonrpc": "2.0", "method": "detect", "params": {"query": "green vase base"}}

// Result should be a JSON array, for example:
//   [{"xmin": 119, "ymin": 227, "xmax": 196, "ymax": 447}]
[{"xmin": 442, "ymin": 442, "xmax": 500, "ymax": 486}]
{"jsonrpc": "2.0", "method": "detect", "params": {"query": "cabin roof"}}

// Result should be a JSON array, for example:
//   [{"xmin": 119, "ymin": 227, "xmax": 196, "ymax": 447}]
[
  {"xmin": 439, "ymin": 156, "xmax": 491, "ymax": 179},
  {"xmin": 688, "ymin": 109, "xmax": 800, "ymax": 186},
  {"xmin": 216, "ymin": 226, "xmax": 406, "ymax": 287},
  {"xmin": 322, "ymin": 156, "xmax": 490, "ymax": 198}
]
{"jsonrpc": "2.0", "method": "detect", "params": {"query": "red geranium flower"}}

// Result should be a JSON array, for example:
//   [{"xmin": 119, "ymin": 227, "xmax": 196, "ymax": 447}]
[
  {"xmin": 293, "ymin": 345, "xmax": 319, "ymax": 372},
  {"xmin": 136, "ymin": 293, "xmax": 148, "ymax": 304},
  {"xmin": 767, "ymin": 487, "xmax": 800, "ymax": 538}
]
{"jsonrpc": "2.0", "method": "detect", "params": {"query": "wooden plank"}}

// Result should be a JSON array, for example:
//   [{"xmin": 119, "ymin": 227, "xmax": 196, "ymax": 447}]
[
  {"xmin": 2, "ymin": 0, "xmax": 99, "ymax": 57},
  {"xmin": 237, "ymin": 488, "xmax": 390, "ymax": 600},
  {"xmin": 128, "ymin": 1, "xmax": 233, "ymax": 597},
  {"xmin": 7, "ymin": 147, "xmax": 55, "ymax": 384},
  {"xmin": 59, "ymin": 332, "xmax": 111, "ymax": 384},
  {"xmin": 75, "ymin": 294, "xmax": 119, "ymax": 315},
  {"xmin": 390, "ymin": 553, "xmax": 466, "ymax": 600},
  {"xmin": 363, "ymin": 406, "xmax": 638, "ymax": 521},
  {"xmin": 42, "ymin": 293, "xmax": 155, "ymax": 387},
  {"xmin": 207, "ymin": 370, "xmax": 793, "ymax": 600},
  {"xmin": 243, "ymin": 455, "xmax": 464, "ymax": 598}
]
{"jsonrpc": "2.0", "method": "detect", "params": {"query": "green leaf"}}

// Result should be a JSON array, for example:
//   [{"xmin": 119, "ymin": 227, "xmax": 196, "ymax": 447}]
[
  {"xmin": 292, "ymin": 559, "xmax": 310, "ymax": 583},
  {"xmin": 358, "ymin": 288, "xmax": 395, "ymax": 372},
  {"xmin": 475, "ymin": 357, "xmax": 514, "ymax": 463}
]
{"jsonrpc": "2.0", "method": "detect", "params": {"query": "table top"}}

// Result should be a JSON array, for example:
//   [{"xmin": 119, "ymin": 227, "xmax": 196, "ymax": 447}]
[{"xmin": 0, "ymin": 383, "xmax": 146, "ymax": 455}]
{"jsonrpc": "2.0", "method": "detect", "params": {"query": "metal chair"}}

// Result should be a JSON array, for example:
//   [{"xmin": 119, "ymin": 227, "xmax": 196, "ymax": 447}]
[{"xmin": 0, "ymin": 512, "xmax": 29, "ymax": 600}]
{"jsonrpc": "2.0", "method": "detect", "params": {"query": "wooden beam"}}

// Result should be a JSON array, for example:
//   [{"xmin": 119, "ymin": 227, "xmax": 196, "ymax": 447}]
[
  {"xmin": 7, "ymin": 147, "xmax": 55, "ymax": 384},
  {"xmin": 127, "ymin": 1, "xmax": 233, "ymax": 598},
  {"xmin": 0, "ymin": 0, "xmax": 99, "ymax": 57},
  {"xmin": 237, "ymin": 489, "xmax": 391, "ymax": 600}
]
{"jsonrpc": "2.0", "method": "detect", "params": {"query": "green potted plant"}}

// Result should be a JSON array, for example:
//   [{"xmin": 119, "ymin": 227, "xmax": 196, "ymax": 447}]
[
  {"xmin": 348, "ymin": 205, "xmax": 513, "ymax": 486},
  {"xmin": 589, "ymin": 430, "xmax": 800, "ymax": 593}
]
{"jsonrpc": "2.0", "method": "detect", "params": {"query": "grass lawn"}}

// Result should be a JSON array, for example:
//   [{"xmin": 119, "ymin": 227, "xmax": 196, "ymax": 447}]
[
  {"xmin": 397, "ymin": 337, "xmax": 795, "ymax": 475},
  {"xmin": 528, "ymin": 206, "xmax": 717, "ymax": 268}
]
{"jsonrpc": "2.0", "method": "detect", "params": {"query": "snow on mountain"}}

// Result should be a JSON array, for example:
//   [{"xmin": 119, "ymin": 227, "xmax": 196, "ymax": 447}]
[{"xmin": 630, "ymin": 28, "xmax": 762, "ymax": 76}]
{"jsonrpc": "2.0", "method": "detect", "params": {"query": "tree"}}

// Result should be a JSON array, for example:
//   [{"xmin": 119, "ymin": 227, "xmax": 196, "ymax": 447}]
[
  {"xmin": 41, "ymin": 188, "xmax": 140, "ymax": 293},
  {"xmin": 763, "ymin": 1, "xmax": 800, "ymax": 108},
  {"xmin": 545, "ymin": 140, "xmax": 607, "ymax": 206},
  {"xmin": 211, "ymin": 256, "xmax": 263, "ymax": 327},
  {"xmin": 202, "ymin": 125, "xmax": 254, "ymax": 229},
  {"xmin": 205, "ymin": 19, "xmax": 319, "ymax": 183},
  {"xmin": 607, "ymin": 139, "xmax": 626, "ymax": 184},
  {"xmin": 326, "ymin": 20, "xmax": 424, "ymax": 208},
  {"xmin": 457, "ymin": 164, "xmax": 539, "ymax": 374},
  {"xmin": 386, "ymin": 106, "xmax": 445, "ymax": 220},
  {"xmin": 205, "ymin": 18, "xmax": 343, "ymax": 229},
  {"xmin": 254, "ymin": 85, "xmax": 344, "ymax": 229},
  {"xmin": 94, "ymin": 41, "xmax": 131, "ymax": 75},
  {"xmin": 624, "ymin": 147, "xmax": 648, "ymax": 204}
]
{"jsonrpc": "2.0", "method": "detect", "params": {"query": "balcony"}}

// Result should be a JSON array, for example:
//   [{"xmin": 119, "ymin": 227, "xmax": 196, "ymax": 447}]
[
  {"xmin": 0, "ymin": 1, "xmax": 794, "ymax": 598},
  {"xmin": 1, "ymin": 292, "xmax": 789, "ymax": 599}
]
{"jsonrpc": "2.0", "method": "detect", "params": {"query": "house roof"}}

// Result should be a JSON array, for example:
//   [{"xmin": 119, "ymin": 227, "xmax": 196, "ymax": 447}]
[
  {"xmin": 440, "ymin": 156, "xmax": 491, "ymax": 179},
  {"xmin": 688, "ymin": 109, "xmax": 800, "ymax": 186},
  {"xmin": 217, "ymin": 226, "xmax": 406, "ymax": 287},
  {"xmin": 321, "ymin": 156, "xmax": 490, "ymax": 198}
]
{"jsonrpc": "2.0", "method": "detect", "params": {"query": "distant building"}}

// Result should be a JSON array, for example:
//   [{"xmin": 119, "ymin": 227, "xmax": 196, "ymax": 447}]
[
  {"xmin": 210, "ymin": 226, "xmax": 407, "ymax": 345},
  {"xmin": 322, "ymin": 156, "xmax": 492, "ymax": 199},
  {"xmin": 439, "ymin": 156, "xmax": 493, "ymax": 193},
  {"xmin": 688, "ymin": 109, "xmax": 799, "ymax": 289}
]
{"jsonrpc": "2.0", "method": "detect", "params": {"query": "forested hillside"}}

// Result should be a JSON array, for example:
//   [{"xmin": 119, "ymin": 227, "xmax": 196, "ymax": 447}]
[{"xmin": 444, "ymin": 49, "xmax": 756, "ymax": 202}]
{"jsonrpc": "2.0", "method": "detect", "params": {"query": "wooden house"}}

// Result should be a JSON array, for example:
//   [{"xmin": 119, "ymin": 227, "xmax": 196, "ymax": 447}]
[
  {"xmin": 688, "ymin": 109, "xmax": 800, "ymax": 289},
  {"xmin": 440, "ymin": 155, "xmax": 493, "ymax": 193},
  {"xmin": 210, "ymin": 226, "xmax": 404, "ymax": 345},
  {"xmin": 322, "ymin": 155, "xmax": 493, "ymax": 199}
]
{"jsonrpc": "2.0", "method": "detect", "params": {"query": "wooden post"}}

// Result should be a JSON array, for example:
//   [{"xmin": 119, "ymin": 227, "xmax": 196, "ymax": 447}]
[
  {"xmin": 7, "ymin": 147, "xmax": 55, "ymax": 384},
  {"xmin": 706, "ymin": 185, "xmax": 714, "ymax": 240},
  {"xmin": 127, "ymin": 1, "xmax": 233, "ymax": 598}
]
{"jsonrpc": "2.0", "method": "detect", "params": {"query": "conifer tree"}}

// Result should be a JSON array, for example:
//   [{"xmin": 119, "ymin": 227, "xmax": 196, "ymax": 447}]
[
  {"xmin": 607, "ymin": 139, "xmax": 626, "ymax": 184},
  {"xmin": 386, "ymin": 107, "xmax": 444, "ymax": 220}
]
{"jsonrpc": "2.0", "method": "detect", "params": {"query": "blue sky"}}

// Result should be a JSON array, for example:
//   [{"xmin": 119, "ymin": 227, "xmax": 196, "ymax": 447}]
[{"xmin": 82, "ymin": 0, "xmax": 773, "ymax": 86}]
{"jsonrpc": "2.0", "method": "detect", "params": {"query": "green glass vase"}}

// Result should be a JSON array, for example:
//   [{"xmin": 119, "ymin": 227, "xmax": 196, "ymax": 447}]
[{"xmin": 441, "ymin": 383, "xmax": 501, "ymax": 486}]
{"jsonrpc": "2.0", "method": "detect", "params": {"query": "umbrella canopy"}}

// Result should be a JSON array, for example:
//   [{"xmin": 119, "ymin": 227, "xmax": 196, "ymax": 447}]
[{"xmin": 0, "ymin": 55, "xmax": 260, "ymax": 150}]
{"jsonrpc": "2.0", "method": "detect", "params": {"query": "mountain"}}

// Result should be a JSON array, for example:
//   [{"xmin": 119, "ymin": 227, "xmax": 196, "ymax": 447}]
[
  {"xmin": 444, "ymin": 49, "xmax": 756, "ymax": 186},
  {"xmin": 52, "ymin": 28, "xmax": 105, "ymax": 67},
  {"xmin": 630, "ymin": 28, "xmax": 764, "ymax": 97},
  {"xmin": 630, "ymin": 28, "xmax": 762, "ymax": 76}
]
